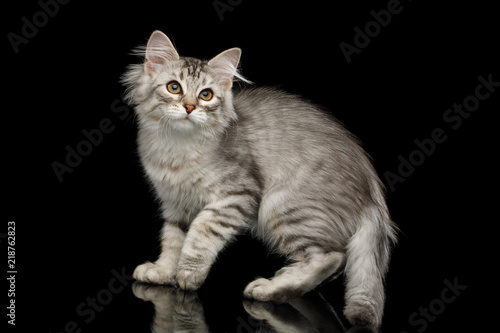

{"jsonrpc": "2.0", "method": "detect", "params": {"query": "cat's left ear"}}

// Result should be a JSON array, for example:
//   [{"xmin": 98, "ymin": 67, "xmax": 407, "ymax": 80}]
[{"xmin": 208, "ymin": 48, "xmax": 241, "ymax": 90}]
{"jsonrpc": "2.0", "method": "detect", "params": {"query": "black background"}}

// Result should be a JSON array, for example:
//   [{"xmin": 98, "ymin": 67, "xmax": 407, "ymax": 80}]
[{"xmin": 4, "ymin": 0, "xmax": 499, "ymax": 332}]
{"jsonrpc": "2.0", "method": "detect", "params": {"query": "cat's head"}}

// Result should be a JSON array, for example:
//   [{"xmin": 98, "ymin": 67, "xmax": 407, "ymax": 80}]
[{"xmin": 123, "ymin": 30, "xmax": 249, "ymax": 137}]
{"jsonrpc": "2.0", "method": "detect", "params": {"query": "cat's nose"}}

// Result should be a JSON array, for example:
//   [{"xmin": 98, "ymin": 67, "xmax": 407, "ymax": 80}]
[{"xmin": 184, "ymin": 104, "xmax": 196, "ymax": 114}]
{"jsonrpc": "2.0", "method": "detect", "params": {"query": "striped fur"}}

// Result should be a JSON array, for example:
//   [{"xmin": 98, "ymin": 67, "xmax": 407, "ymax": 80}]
[{"xmin": 123, "ymin": 31, "xmax": 397, "ymax": 330}]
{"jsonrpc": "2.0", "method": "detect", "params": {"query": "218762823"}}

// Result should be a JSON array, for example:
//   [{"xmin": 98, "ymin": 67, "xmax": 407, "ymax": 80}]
[{"xmin": 7, "ymin": 221, "xmax": 16, "ymax": 326}]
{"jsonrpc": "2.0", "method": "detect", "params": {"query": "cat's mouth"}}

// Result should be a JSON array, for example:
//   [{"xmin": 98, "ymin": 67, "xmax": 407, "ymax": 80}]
[
  {"xmin": 173, "ymin": 114, "xmax": 198, "ymax": 130},
  {"xmin": 160, "ymin": 107, "xmax": 202, "ymax": 131},
  {"xmin": 165, "ymin": 112, "xmax": 193, "ymax": 124}
]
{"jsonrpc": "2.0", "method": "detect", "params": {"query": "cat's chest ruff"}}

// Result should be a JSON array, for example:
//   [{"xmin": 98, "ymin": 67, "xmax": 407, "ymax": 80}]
[{"xmin": 142, "ymin": 141, "xmax": 217, "ymax": 200}]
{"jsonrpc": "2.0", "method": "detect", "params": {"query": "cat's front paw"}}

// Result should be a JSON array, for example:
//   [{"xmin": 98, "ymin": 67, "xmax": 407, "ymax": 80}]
[
  {"xmin": 244, "ymin": 278, "xmax": 301, "ymax": 303},
  {"xmin": 244, "ymin": 278, "xmax": 275, "ymax": 302},
  {"xmin": 176, "ymin": 267, "xmax": 207, "ymax": 291},
  {"xmin": 133, "ymin": 262, "xmax": 176, "ymax": 285}
]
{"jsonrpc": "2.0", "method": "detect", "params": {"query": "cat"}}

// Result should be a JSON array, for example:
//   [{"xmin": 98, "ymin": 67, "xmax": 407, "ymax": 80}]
[{"xmin": 122, "ymin": 30, "xmax": 398, "ymax": 331}]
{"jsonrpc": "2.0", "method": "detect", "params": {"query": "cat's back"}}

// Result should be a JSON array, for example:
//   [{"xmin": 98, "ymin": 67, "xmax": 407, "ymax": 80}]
[
  {"xmin": 233, "ymin": 86, "xmax": 351, "ymax": 139},
  {"xmin": 232, "ymin": 86, "xmax": 376, "ymax": 193},
  {"xmin": 234, "ymin": 86, "xmax": 329, "ymax": 127},
  {"xmin": 233, "ymin": 86, "xmax": 362, "ymax": 161}
]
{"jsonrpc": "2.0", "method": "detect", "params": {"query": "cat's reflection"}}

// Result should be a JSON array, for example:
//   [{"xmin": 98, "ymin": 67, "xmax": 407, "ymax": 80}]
[
  {"xmin": 133, "ymin": 283, "xmax": 371, "ymax": 333},
  {"xmin": 133, "ymin": 283, "xmax": 208, "ymax": 333},
  {"xmin": 243, "ymin": 292, "xmax": 347, "ymax": 333}
]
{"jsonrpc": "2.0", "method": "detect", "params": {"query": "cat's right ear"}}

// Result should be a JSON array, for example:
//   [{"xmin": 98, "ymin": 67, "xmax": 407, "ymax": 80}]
[{"xmin": 144, "ymin": 31, "xmax": 179, "ymax": 75}]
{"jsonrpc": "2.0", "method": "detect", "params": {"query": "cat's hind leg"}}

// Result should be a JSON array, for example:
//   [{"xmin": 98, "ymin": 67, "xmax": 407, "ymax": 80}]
[{"xmin": 243, "ymin": 248, "xmax": 344, "ymax": 303}]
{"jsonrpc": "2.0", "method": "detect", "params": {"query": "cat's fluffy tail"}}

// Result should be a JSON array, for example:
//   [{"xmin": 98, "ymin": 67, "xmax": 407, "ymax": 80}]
[{"xmin": 343, "ymin": 205, "xmax": 397, "ymax": 330}]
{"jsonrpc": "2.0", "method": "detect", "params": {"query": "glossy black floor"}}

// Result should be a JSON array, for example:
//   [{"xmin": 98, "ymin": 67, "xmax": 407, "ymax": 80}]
[{"xmin": 5, "ymin": 0, "xmax": 498, "ymax": 332}]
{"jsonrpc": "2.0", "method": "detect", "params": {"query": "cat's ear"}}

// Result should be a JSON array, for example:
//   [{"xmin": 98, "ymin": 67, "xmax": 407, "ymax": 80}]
[
  {"xmin": 144, "ymin": 31, "xmax": 179, "ymax": 75},
  {"xmin": 208, "ymin": 48, "xmax": 241, "ymax": 90}
]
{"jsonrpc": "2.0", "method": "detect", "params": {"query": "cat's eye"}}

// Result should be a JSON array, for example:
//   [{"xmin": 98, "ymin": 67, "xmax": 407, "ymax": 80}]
[
  {"xmin": 167, "ymin": 81, "xmax": 182, "ymax": 94},
  {"xmin": 199, "ymin": 89, "xmax": 213, "ymax": 101}
]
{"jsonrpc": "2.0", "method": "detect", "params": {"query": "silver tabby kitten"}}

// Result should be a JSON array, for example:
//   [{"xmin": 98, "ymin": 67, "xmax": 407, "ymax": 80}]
[{"xmin": 123, "ymin": 30, "xmax": 397, "ymax": 330}]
